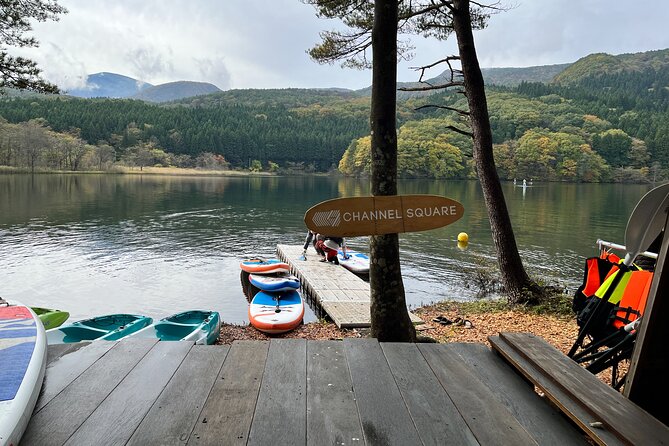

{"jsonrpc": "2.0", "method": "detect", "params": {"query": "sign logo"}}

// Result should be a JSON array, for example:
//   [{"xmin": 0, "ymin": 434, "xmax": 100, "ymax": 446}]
[
  {"xmin": 312, "ymin": 210, "xmax": 341, "ymax": 227},
  {"xmin": 304, "ymin": 194, "xmax": 464, "ymax": 237}
]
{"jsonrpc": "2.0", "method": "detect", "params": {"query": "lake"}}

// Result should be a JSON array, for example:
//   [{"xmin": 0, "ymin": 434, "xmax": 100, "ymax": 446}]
[{"xmin": 0, "ymin": 174, "xmax": 652, "ymax": 324}]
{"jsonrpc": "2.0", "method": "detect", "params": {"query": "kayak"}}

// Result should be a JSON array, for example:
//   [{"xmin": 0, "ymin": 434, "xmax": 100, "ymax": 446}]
[
  {"xmin": 338, "ymin": 249, "xmax": 370, "ymax": 274},
  {"xmin": 31, "ymin": 307, "xmax": 70, "ymax": 330},
  {"xmin": 249, "ymin": 273, "xmax": 300, "ymax": 292},
  {"xmin": 249, "ymin": 290, "xmax": 304, "ymax": 334},
  {"xmin": 46, "ymin": 314, "xmax": 153, "ymax": 344},
  {"xmin": 240, "ymin": 258, "xmax": 290, "ymax": 275},
  {"xmin": 0, "ymin": 300, "xmax": 47, "ymax": 446},
  {"xmin": 127, "ymin": 310, "xmax": 221, "ymax": 345}
]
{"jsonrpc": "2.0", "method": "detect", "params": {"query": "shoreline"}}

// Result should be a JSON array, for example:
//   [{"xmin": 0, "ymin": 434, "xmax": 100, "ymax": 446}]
[
  {"xmin": 218, "ymin": 300, "xmax": 577, "ymax": 349},
  {"xmin": 0, "ymin": 165, "xmax": 336, "ymax": 177},
  {"xmin": 221, "ymin": 299, "xmax": 625, "ymax": 386}
]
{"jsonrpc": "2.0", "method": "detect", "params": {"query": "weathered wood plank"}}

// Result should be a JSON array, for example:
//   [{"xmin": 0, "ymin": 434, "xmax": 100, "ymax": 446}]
[
  {"xmin": 247, "ymin": 339, "xmax": 307, "ymax": 446},
  {"xmin": 381, "ymin": 343, "xmax": 479, "ymax": 446},
  {"xmin": 448, "ymin": 343, "xmax": 588, "ymax": 445},
  {"xmin": 22, "ymin": 339, "xmax": 158, "ymax": 446},
  {"xmin": 63, "ymin": 341, "xmax": 193, "ymax": 446},
  {"xmin": 418, "ymin": 343, "xmax": 538, "ymax": 446},
  {"xmin": 498, "ymin": 332, "xmax": 669, "ymax": 446},
  {"xmin": 344, "ymin": 338, "xmax": 422, "ymax": 446},
  {"xmin": 188, "ymin": 341, "xmax": 269, "ymax": 446},
  {"xmin": 306, "ymin": 340, "xmax": 363, "ymax": 446},
  {"xmin": 126, "ymin": 345, "xmax": 229, "ymax": 446},
  {"xmin": 488, "ymin": 335, "xmax": 624, "ymax": 446},
  {"xmin": 37, "ymin": 341, "xmax": 116, "ymax": 411},
  {"xmin": 45, "ymin": 343, "xmax": 79, "ymax": 366}
]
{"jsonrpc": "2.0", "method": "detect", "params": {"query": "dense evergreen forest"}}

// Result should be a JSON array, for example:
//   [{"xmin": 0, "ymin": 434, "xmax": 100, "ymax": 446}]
[{"xmin": 1, "ymin": 49, "xmax": 668, "ymax": 182}]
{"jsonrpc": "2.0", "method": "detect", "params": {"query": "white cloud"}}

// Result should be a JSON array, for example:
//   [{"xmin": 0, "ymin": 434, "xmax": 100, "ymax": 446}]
[{"xmin": 11, "ymin": 0, "xmax": 669, "ymax": 91}]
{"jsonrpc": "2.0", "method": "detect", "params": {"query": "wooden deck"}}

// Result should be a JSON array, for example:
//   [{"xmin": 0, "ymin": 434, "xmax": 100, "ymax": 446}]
[
  {"xmin": 276, "ymin": 244, "xmax": 421, "ymax": 328},
  {"xmin": 24, "ymin": 338, "xmax": 590, "ymax": 446}
]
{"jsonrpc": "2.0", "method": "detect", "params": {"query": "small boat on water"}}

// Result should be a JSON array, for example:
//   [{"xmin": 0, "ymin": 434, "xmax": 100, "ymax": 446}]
[
  {"xmin": 46, "ymin": 314, "xmax": 153, "ymax": 344},
  {"xmin": 249, "ymin": 290, "xmax": 304, "ymax": 334},
  {"xmin": 240, "ymin": 258, "xmax": 290, "ymax": 275},
  {"xmin": 249, "ymin": 273, "xmax": 300, "ymax": 292},
  {"xmin": 31, "ymin": 307, "xmax": 70, "ymax": 330},
  {"xmin": 0, "ymin": 300, "xmax": 47, "ymax": 446},
  {"xmin": 127, "ymin": 310, "xmax": 221, "ymax": 345}
]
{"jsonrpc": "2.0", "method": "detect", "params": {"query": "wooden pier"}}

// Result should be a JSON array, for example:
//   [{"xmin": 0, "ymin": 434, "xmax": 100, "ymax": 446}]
[
  {"xmin": 25, "ymin": 338, "xmax": 591, "ymax": 446},
  {"xmin": 276, "ymin": 244, "xmax": 421, "ymax": 328}
]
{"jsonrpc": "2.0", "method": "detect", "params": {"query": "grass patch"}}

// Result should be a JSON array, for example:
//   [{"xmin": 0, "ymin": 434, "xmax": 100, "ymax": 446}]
[{"xmin": 419, "ymin": 291, "xmax": 575, "ymax": 320}]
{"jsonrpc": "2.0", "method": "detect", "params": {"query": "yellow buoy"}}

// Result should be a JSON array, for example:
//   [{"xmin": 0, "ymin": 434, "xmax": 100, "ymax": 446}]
[{"xmin": 457, "ymin": 232, "xmax": 469, "ymax": 243}]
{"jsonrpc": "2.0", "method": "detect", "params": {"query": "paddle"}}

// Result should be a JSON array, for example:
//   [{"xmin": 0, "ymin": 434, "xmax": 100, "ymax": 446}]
[
  {"xmin": 569, "ymin": 184, "xmax": 669, "ymax": 358},
  {"xmin": 623, "ymin": 183, "xmax": 669, "ymax": 266}
]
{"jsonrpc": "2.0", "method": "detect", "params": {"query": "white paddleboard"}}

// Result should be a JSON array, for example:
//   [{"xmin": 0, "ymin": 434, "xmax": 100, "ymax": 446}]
[
  {"xmin": 0, "ymin": 300, "xmax": 47, "ymax": 446},
  {"xmin": 338, "ymin": 249, "xmax": 370, "ymax": 274},
  {"xmin": 249, "ymin": 290, "xmax": 304, "ymax": 334}
]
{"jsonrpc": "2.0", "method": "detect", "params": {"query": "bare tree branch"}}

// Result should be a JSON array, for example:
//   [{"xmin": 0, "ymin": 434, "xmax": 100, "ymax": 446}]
[
  {"xmin": 415, "ymin": 104, "xmax": 470, "ymax": 116},
  {"xmin": 398, "ymin": 81, "xmax": 464, "ymax": 91},
  {"xmin": 445, "ymin": 125, "xmax": 473, "ymax": 138}
]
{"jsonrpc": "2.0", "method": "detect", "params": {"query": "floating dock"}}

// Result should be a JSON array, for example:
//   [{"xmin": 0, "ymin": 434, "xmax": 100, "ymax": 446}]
[{"xmin": 276, "ymin": 244, "xmax": 421, "ymax": 328}]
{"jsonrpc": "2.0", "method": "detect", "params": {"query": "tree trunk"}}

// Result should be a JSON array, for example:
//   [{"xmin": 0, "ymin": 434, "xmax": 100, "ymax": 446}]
[
  {"xmin": 369, "ymin": 0, "xmax": 416, "ymax": 341},
  {"xmin": 452, "ymin": 0, "xmax": 541, "ymax": 302}
]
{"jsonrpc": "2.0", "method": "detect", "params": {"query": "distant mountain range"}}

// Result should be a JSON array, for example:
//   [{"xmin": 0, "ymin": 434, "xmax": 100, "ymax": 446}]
[
  {"xmin": 44, "ymin": 48, "xmax": 669, "ymax": 104},
  {"xmin": 66, "ymin": 72, "xmax": 221, "ymax": 102}
]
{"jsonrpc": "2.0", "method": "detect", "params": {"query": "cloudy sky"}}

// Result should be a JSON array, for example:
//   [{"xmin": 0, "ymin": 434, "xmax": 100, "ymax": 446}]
[{"xmin": 15, "ymin": 0, "xmax": 669, "ymax": 91}]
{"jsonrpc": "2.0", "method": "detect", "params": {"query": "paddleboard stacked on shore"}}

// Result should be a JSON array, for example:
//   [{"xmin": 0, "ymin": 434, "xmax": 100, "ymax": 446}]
[
  {"xmin": 240, "ymin": 258, "xmax": 304, "ymax": 334},
  {"xmin": 1, "ymin": 299, "xmax": 47, "ymax": 446}
]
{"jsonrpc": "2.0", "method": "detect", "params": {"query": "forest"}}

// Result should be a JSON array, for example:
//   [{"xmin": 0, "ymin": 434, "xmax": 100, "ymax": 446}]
[{"xmin": 0, "ymin": 49, "xmax": 668, "ymax": 181}]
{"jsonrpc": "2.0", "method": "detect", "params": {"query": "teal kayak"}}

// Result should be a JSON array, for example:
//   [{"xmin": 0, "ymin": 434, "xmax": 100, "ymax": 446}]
[
  {"xmin": 46, "ymin": 314, "xmax": 153, "ymax": 344},
  {"xmin": 127, "ymin": 310, "xmax": 221, "ymax": 345},
  {"xmin": 31, "ymin": 307, "xmax": 70, "ymax": 329}
]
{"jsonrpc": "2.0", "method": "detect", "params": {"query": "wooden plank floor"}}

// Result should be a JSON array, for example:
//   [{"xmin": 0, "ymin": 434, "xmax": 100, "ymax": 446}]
[
  {"xmin": 24, "ymin": 339, "xmax": 590, "ymax": 446},
  {"xmin": 276, "ymin": 244, "xmax": 421, "ymax": 328}
]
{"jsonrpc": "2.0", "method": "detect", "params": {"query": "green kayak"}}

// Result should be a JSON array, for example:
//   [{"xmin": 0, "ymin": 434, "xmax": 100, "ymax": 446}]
[
  {"xmin": 46, "ymin": 314, "xmax": 153, "ymax": 344},
  {"xmin": 31, "ymin": 307, "xmax": 70, "ymax": 329}
]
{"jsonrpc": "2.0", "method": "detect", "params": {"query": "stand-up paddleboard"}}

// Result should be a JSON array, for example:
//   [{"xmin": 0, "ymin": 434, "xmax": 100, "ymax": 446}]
[
  {"xmin": 338, "ymin": 249, "xmax": 370, "ymax": 274},
  {"xmin": 249, "ymin": 274, "xmax": 300, "ymax": 292},
  {"xmin": 249, "ymin": 290, "xmax": 304, "ymax": 334},
  {"xmin": 240, "ymin": 258, "xmax": 290, "ymax": 275},
  {"xmin": 0, "ymin": 300, "xmax": 47, "ymax": 446}
]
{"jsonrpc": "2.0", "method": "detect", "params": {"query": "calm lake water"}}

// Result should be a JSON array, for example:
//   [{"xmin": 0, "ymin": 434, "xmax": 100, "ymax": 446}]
[{"xmin": 0, "ymin": 174, "xmax": 652, "ymax": 324}]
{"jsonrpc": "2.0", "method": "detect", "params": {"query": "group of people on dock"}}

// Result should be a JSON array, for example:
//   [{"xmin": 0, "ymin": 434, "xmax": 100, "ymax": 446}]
[{"xmin": 303, "ymin": 230, "xmax": 347, "ymax": 264}]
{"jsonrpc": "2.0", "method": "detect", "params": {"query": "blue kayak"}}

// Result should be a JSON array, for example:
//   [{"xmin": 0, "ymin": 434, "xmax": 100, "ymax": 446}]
[
  {"xmin": 127, "ymin": 310, "xmax": 221, "ymax": 345},
  {"xmin": 46, "ymin": 314, "xmax": 153, "ymax": 344}
]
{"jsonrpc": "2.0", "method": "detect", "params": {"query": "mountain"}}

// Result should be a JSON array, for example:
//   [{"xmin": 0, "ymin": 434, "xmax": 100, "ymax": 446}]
[
  {"xmin": 131, "ymin": 81, "xmax": 222, "ymax": 103},
  {"xmin": 66, "ymin": 72, "xmax": 153, "ymax": 98},
  {"xmin": 356, "ymin": 62, "xmax": 572, "ymax": 98},
  {"xmin": 481, "ymin": 63, "xmax": 571, "ymax": 86},
  {"xmin": 553, "ymin": 48, "xmax": 669, "ymax": 85}
]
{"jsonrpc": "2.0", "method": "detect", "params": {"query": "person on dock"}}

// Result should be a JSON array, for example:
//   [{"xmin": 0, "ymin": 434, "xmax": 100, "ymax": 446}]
[
  {"xmin": 303, "ymin": 230, "xmax": 326, "ymax": 260},
  {"xmin": 320, "ymin": 236, "xmax": 347, "ymax": 265}
]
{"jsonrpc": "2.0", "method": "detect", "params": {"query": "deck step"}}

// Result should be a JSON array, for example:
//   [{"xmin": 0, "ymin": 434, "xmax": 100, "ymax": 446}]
[{"xmin": 489, "ymin": 332, "xmax": 669, "ymax": 446}]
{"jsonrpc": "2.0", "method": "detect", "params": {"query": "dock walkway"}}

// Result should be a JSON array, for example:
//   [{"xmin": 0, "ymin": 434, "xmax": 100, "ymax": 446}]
[
  {"xmin": 276, "ymin": 244, "xmax": 420, "ymax": 328},
  {"xmin": 25, "ymin": 339, "xmax": 590, "ymax": 445}
]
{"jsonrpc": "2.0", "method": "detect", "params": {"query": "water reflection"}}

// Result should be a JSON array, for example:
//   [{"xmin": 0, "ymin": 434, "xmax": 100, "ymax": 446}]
[{"xmin": 0, "ymin": 174, "xmax": 652, "ymax": 323}]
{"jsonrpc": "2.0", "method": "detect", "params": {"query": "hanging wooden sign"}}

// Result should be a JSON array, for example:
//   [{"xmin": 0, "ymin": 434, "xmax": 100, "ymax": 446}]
[{"xmin": 304, "ymin": 194, "xmax": 464, "ymax": 237}]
